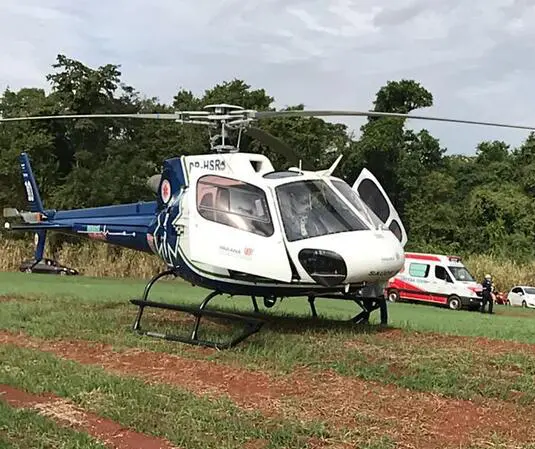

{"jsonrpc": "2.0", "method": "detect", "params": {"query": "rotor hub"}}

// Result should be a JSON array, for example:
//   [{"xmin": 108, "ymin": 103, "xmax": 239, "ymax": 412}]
[{"xmin": 197, "ymin": 104, "xmax": 254, "ymax": 153}]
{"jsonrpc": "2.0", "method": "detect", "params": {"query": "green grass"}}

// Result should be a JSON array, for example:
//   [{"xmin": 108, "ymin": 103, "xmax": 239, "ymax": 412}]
[
  {"xmin": 4, "ymin": 272, "xmax": 535, "ymax": 448},
  {"xmin": 0, "ymin": 400, "xmax": 107, "ymax": 449},
  {"xmin": 0, "ymin": 344, "xmax": 334, "ymax": 449},
  {"xmin": 1, "ymin": 271, "xmax": 534, "ymax": 341},
  {"xmin": 2, "ymin": 272, "xmax": 535, "ymax": 406}
]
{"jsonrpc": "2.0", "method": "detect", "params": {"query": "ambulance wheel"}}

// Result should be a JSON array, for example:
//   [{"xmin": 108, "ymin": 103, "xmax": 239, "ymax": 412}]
[
  {"xmin": 447, "ymin": 295, "xmax": 461, "ymax": 310},
  {"xmin": 387, "ymin": 289, "xmax": 399, "ymax": 302}
]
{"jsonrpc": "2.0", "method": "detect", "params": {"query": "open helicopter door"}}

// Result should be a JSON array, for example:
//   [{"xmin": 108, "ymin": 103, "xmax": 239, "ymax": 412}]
[
  {"xmin": 187, "ymin": 173, "xmax": 293, "ymax": 282},
  {"xmin": 352, "ymin": 168, "xmax": 408, "ymax": 247}
]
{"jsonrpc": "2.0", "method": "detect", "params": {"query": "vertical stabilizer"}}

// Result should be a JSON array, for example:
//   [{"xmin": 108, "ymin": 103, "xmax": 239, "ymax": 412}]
[{"xmin": 19, "ymin": 152, "xmax": 44, "ymax": 213}]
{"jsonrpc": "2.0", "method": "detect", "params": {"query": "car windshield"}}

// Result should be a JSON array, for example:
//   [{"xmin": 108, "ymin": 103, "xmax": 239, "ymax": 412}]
[
  {"xmin": 448, "ymin": 266, "xmax": 475, "ymax": 282},
  {"xmin": 330, "ymin": 178, "xmax": 382, "ymax": 229},
  {"xmin": 275, "ymin": 179, "xmax": 369, "ymax": 242},
  {"xmin": 524, "ymin": 287, "xmax": 535, "ymax": 295}
]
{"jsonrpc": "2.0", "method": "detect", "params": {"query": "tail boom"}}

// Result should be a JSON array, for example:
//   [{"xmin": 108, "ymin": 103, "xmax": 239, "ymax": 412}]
[
  {"xmin": 3, "ymin": 152, "xmax": 160, "ymax": 257},
  {"xmin": 3, "ymin": 203, "xmax": 158, "ymax": 254}
]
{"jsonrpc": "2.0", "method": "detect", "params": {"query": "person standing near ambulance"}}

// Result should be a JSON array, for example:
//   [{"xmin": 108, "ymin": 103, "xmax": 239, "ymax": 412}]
[{"xmin": 480, "ymin": 274, "xmax": 494, "ymax": 313}]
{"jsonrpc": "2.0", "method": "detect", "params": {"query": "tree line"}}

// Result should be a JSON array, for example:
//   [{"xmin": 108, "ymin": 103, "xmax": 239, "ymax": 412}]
[{"xmin": 1, "ymin": 54, "xmax": 534, "ymax": 262}]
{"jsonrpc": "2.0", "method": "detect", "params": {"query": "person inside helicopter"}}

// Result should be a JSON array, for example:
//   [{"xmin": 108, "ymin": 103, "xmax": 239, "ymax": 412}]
[
  {"xmin": 276, "ymin": 180, "xmax": 368, "ymax": 242},
  {"xmin": 277, "ymin": 185, "xmax": 323, "ymax": 241}
]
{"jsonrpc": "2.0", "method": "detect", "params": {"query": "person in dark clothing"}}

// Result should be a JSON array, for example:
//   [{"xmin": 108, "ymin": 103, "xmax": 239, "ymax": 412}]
[{"xmin": 480, "ymin": 274, "xmax": 494, "ymax": 313}]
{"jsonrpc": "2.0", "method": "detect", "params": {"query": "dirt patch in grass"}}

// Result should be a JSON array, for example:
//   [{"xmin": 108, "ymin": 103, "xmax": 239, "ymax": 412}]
[
  {"xmin": 0, "ymin": 383, "xmax": 180, "ymax": 449},
  {"xmin": 0, "ymin": 295, "xmax": 28, "ymax": 303},
  {"xmin": 499, "ymin": 309, "xmax": 535, "ymax": 319},
  {"xmin": 2, "ymin": 330, "xmax": 535, "ymax": 449},
  {"xmin": 371, "ymin": 327, "xmax": 535, "ymax": 355}
]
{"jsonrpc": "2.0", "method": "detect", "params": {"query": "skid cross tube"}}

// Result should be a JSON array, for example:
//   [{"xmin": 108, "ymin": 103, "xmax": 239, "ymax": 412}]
[
  {"xmin": 130, "ymin": 270, "xmax": 265, "ymax": 349},
  {"xmin": 307, "ymin": 293, "xmax": 388, "ymax": 325}
]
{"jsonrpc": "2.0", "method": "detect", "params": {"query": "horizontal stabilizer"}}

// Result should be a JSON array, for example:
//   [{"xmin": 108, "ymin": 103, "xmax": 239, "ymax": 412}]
[
  {"xmin": 3, "ymin": 208, "xmax": 20, "ymax": 218},
  {"xmin": 3, "ymin": 208, "xmax": 47, "ymax": 223}
]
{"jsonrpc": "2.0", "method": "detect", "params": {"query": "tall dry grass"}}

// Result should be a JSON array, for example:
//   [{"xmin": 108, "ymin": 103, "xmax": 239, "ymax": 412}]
[
  {"xmin": 0, "ymin": 238, "xmax": 165, "ymax": 279},
  {"xmin": 0, "ymin": 239, "xmax": 533, "ymax": 291},
  {"xmin": 464, "ymin": 254, "xmax": 535, "ymax": 292}
]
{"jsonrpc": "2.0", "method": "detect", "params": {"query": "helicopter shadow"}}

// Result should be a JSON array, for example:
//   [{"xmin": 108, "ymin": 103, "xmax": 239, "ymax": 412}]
[
  {"xmin": 246, "ymin": 309, "xmax": 385, "ymax": 331},
  {"xmin": 135, "ymin": 295, "xmax": 393, "ymax": 349},
  {"xmin": 195, "ymin": 305, "xmax": 391, "ymax": 343}
]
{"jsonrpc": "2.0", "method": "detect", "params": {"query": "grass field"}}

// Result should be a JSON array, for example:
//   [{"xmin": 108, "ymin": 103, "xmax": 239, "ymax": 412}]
[{"xmin": 2, "ymin": 271, "xmax": 535, "ymax": 449}]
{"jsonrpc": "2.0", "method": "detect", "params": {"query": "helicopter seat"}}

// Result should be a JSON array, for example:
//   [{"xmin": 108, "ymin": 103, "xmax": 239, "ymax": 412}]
[
  {"xmin": 215, "ymin": 188, "xmax": 232, "ymax": 226},
  {"xmin": 199, "ymin": 192, "xmax": 215, "ymax": 221}
]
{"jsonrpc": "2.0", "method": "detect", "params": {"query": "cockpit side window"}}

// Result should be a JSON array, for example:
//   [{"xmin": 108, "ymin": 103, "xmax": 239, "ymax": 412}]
[
  {"xmin": 196, "ymin": 175, "xmax": 274, "ymax": 237},
  {"xmin": 331, "ymin": 179, "xmax": 382, "ymax": 229}
]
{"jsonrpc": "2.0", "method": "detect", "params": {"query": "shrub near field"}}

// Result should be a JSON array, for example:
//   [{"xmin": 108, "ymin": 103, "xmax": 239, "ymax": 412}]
[{"xmin": 1, "ymin": 238, "xmax": 535, "ymax": 291}]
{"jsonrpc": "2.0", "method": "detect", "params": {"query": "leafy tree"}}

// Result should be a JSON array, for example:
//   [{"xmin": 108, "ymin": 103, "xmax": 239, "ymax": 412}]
[
  {"xmin": 467, "ymin": 184, "xmax": 535, "ymax": 262},
  {"xmin": 342, "ymin": 79, "xmax": 435, "ymax": 221},
  {"xmin": 372, "ymin": 79, "xmax": 433, "ymax": 114},
  {"xmin": 512, "ymin": 133, "xmax": 535, "ymax": 196},
  {"xmin": 2, "ymin": 54, "xmax": 535, "ymax": 263}
]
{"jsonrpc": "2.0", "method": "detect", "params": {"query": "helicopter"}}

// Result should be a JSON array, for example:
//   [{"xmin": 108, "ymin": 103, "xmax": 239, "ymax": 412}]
[{"xmin": 2, "ymin": 103, "xmax": 535, "ymax": 349}]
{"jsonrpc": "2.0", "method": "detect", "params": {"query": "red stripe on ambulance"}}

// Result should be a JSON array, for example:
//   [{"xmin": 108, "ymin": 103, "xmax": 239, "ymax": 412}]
[{"xmin": 404, "ymin": 253, "xmax": 441, "ymax": 261}]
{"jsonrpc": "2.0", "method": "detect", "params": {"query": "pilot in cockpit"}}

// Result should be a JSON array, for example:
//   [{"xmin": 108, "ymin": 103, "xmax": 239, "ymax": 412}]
[{"xmin": 279, "ymin": 185, "xmax": 324, "ymax": 240}]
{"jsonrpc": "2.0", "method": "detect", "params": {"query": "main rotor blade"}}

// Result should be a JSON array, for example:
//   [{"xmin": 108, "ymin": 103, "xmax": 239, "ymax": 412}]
[
  {"xmin": 244, "ymin": 126, "xmax": 314, "ymax": 170},
  {"xmin": 3, "ymin": 108, "xmax": 535, "ymax": 132},
  {"xmin": 0, "ymin": 112, "xmax": 205, "ymax": 123},
  {"xmin": 253, "ymin": 110, "xmax": 535, "ymax": 131}
]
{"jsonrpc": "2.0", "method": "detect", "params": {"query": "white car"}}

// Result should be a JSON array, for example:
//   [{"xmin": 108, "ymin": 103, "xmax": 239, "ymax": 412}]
[{"xmin": 507, "ymin": 286, "xmax": 535, "ymax": 308}]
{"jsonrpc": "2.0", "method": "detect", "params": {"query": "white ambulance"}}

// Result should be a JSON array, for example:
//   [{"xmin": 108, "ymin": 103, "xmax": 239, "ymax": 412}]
[{"xmin": 385, "ymin": 252, "xmax": 483, "ymax": 310}]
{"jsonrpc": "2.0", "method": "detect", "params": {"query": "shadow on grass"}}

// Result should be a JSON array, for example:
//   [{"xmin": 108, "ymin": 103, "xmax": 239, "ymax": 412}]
[{"xmin": 243, "ymin": 311, "xmax": 389, "ymax": 334}]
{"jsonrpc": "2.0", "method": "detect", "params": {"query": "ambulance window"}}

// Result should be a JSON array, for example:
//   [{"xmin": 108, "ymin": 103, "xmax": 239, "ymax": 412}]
[
  {"xmin": 409, "ymin": 262, "xmax": 429, "ymax": 278},
  {"xmin": 196, "ymin": 175, "xmax": 274, "ymax": 237},
  {"xmin": 435, "ymin": 265, "xmax": 453, "ymax": 283}
]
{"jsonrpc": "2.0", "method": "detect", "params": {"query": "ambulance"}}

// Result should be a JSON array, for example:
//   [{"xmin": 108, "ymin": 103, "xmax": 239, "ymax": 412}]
[{"xmin": 385, "ymin": 252, "xmax": 483, "ymax": 310}]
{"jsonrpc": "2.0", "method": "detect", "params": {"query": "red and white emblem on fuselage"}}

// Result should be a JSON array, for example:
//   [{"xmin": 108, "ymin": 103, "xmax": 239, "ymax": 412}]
[{"xmin": 160, "ymin": 179, "xmax": 171, "ymax": 204}]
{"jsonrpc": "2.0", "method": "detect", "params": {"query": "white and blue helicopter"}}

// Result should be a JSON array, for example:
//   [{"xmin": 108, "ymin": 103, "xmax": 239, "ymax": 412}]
[{"xmin": 2, "ymin": 104, "xmax": 534, "ymax": 348}]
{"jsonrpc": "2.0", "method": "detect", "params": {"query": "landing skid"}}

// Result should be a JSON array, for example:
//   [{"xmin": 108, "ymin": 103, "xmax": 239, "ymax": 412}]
[
  {"xmin": 307, "ymin": 293, "xmax": 388, "ymax": 325},
  {"xmin": 130, "ymin": 270, "xmax": 265, "ymax": 350},
  {"xmin": 130, "ymin": 270, "xmax": 389, "ymax": 350}
]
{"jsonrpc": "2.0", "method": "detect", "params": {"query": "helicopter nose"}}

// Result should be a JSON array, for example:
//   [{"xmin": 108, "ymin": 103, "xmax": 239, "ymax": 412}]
[
  {"xmin": 296, "ymin": 230, "xmax": 405, "ymax": 287},
  {"xmin": 344, "ymin": 231, "xmax": 405, "ymax": 283}
]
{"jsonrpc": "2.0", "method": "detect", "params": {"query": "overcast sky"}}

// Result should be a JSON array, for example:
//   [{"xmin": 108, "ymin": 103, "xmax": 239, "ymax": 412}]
[{"xmin": 1, "ymin": 0, "xmax": 534, "ymax": 155}]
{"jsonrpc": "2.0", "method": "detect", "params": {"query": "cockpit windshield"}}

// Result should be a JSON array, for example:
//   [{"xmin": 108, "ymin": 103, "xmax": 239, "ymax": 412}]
[{"xmin": 275, "ymin": 179, "xmax": 369, "ymax": 242}]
